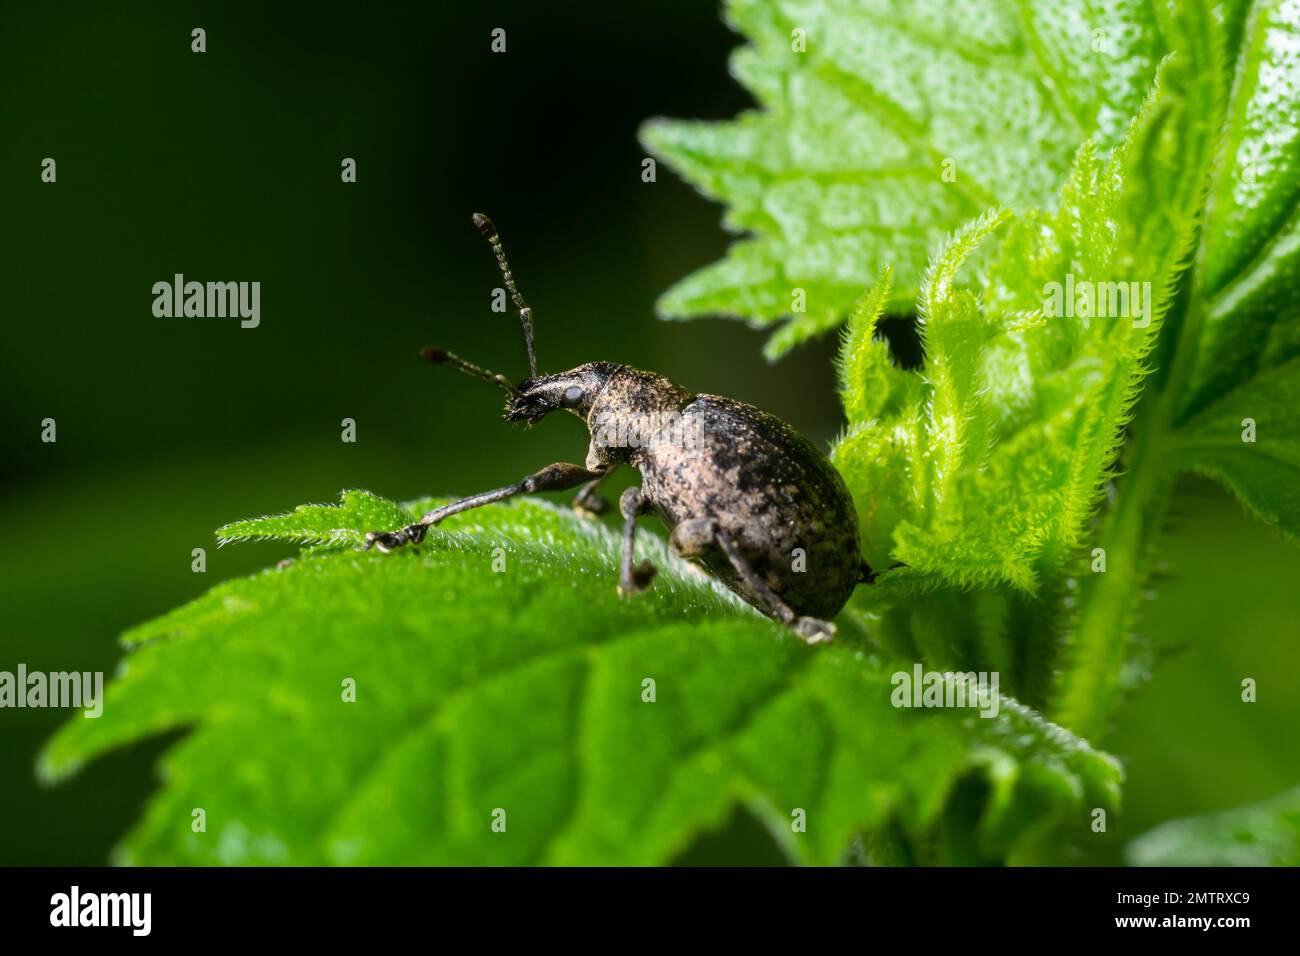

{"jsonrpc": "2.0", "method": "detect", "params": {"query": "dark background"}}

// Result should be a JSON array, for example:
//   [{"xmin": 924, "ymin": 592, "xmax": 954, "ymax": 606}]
[{"xmin": 2, "ymin": 1, "xmax": 1297, "ymax": 866}]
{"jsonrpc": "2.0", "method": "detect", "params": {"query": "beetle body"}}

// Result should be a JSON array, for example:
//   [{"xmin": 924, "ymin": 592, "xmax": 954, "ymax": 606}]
[
  {"xmin": 582, "ymin": 365, "xmax": 863, "ymax": 622},
  {"xmin": 364, "ymin": 215, "xmax": 873, "ymax": 644}
]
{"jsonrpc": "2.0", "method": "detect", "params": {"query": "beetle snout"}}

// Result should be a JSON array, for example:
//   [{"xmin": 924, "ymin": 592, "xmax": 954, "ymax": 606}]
[{"xmin": 504, "ymin": 389, "xmax": 550, "ymax": 424}]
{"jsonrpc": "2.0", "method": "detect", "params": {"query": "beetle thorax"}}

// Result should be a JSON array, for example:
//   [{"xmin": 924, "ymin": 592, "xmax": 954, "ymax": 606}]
[{"xmin": 586, "ymin": 366, "xmax": 695, "ymax": 466}]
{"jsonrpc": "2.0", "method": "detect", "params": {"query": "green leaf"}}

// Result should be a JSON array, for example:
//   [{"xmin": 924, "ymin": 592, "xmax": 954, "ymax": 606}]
[
  {"xmin": 1127, "ymin": 785, "xmax": 1300, "ymax": 866},
  {"xmin": 41, "ymin": 492, "xmax": 1118, "ymax": 865},
  {"xmin": 835, "ymin": 265, "xmax": 911, "ymax": 424},
  {"xmin": 1176, "ymin": 0, "xmax": 1300, "ymax": 419},
  {"xmin": 216, "ymin": 489, "xmax": 412, "ymax": 548},
  {"xmin": 835, "ymin": 68, "xmax": 1198, "ymax": 597},
  {"xmin": 643, "ymin": 0, "xmax": 1164, "ymax": 355},
  {"xmin": 1053, "ymin": 1, "xmax": 1300, "ymax": 735},
  {"xmin": 1160, "ymin": 0, "xmax": 1300, "ymax": 547},
  {"xmin": 1171, "ymin": 356, "xmax": 1300, "ymax": 544}
]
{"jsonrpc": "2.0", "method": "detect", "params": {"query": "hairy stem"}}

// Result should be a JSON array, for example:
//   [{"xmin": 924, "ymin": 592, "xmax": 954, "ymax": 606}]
[
  {"xmin": 1052, "ymin": 412, "xmax": 1173, "ymax": 739},
  {"xmin": 1053, "ymin": 278, "xmax": 1207, "ymax": 739}
]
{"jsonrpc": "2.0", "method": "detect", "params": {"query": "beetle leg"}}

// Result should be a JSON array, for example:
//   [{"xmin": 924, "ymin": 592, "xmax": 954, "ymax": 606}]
[
  {"xmin": 616, "ymin": 487, "xmax": 657, "ymax": 595},
  {"xmin": 572, "ymin": 474, "xmax": 611, "ymax": 517},
  {"xmin": 363, "ymin": 462, "xmax": 603, "ymax": 552},
  {"xmin": 714, "ymin": 531, "xmax": 836, "ymax": 645}
]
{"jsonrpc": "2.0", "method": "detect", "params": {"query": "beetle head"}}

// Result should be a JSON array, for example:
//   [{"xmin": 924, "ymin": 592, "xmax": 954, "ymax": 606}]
[{"xmin": 505, "ymin": 362, "xmax": 619, "ymax": 425}]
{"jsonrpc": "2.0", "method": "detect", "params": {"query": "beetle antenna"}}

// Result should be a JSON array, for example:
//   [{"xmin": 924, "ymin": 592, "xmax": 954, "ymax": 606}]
[
  {"xmin": 472, "ymin": 212, "xmax": 538, "ymax": 379},
  {"xmin": 421, "ymin": 346, "xmax": 517, "ymax": 394}
]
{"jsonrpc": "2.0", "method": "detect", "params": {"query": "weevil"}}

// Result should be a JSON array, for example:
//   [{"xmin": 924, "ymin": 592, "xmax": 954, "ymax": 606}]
[{"xmin": 364, "ymin": 214, "xmax": 877, "ymax": 643}]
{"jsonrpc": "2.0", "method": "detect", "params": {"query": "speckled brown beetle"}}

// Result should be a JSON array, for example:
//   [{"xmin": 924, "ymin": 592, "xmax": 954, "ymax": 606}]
[{"xmin": 364, "ymin": 214, "xmax": 877, "ymax": 643}]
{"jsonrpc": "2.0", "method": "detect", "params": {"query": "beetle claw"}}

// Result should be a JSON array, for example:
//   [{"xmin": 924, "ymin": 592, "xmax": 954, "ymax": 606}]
[
  {"xmin": 793, "ymin": 617, "xmax": 836, "ymax": 645},
  {"xmin": 364, "ymin": 530, "xmax": 396, "ymax": 552},
  {"xmin": 572, "ymin": 482, "xmax": 610, "ymax": 518},
  {"xmin": 364, "ymin": 524, "xmax": 427, "ymax": 553},
  {"xmin": 617, "ymin": 561, "xmax": 657, "ymax": 596},
  {"xmin": 573, "ymin": 496, "xmax": 609, "ymax": 518}
]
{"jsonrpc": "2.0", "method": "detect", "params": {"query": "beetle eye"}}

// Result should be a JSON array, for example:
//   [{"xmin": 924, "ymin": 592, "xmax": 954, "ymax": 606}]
[{"xmin": 561, "ymin": 385, "xmax": 584, "ymax": 407}]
